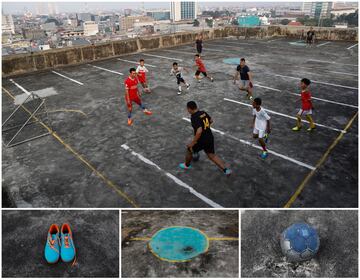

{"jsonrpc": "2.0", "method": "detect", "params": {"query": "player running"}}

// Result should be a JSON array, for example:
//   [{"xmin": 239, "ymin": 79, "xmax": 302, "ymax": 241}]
[
  {"xmin": 194, "ymin": 54, "xmax": 214, "ymax": 82},
  {"xmin": 124, "ymin": 67, "xmax": 152, "ymax": 126},
  {"xmin": 234, "ymin": 58, "xmax": 254, "ymax": 100},
  {"xmin": 179, "ymin": 101, "xmax": 231, "ymax": 176},
  {"xmin": 292, "ymin": 78, "xmax": 316, "ymax": 132},
  {"xmin": 252, "ymin": 98, "xmax": 271, "ymax": 159},
  {"xmin": 170, "ymin": 62, "xmax": 190, "ymax": 95},
  {"xmin": 136, "ymin": 59, "xmax": 151, "ymax": 93}
]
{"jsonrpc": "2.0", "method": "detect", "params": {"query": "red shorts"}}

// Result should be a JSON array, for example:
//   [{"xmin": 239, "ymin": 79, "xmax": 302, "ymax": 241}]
[
  {"xmin": 125, "ymin": 93, "xmax": 141, "ymax": 111},
  {"xmin": 137, "ymin": 74, "xmax": 146, "ymax": 84}
]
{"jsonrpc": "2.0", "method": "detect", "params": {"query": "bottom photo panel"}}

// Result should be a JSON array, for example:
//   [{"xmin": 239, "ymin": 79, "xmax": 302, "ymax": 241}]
[
  {"xmin": 241, "ymin": 210, "xmax": 358, "ymax": 278},
  {"xmin": 2, "ymin": 210, "xmax": 119, "ymax": 278},
  {"xmin": 121, "ymin": 210, "xmax": 239, "ymax": 278}
]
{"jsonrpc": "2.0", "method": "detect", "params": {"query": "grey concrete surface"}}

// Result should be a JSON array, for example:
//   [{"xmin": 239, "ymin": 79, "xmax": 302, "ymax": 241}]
[
  {"xmin": 2, "ymin": 38, "xmax": 358, "ymax": 208},
  {"xmin": 121, "ymin": 210, "xmax": 238, "ymax": 277},
  {"xmin": 2, "ymin": 210, "xmax": 119, "ymax": 277},
  {"xmin": 241, "ymin": 210, "xmax": 358, "ymax": 278}
]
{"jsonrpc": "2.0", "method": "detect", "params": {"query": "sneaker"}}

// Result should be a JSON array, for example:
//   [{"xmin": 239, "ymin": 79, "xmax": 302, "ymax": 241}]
[
  {"xmin": 44, "ymin": 224, "xmax": 60, "ymax": 264},
  {"xmin": 307, "ymin": 126, "xmax": 316, "ymax": 132},
  {"xmin": 179, "ymin": 163, "xmax": 192, "ymax": 170},
  {"xmin": 143, "ymin": 109, "xmax": 152, "ymax": 115},
  {"xmin": 261, "ymin": 151, "xmax": 268, "ymax": 159},
  {"xmin": 60, "ymin": 223, "xmax": 76, "ymax": 263},
  {"xmin": 193, "ymin": 152, "xmax": 200, "ymax": 162},
  {"xmin": 264, "ymin": 133, "xmax": 269, "ymax": 144},
  {"xmin": 224, "ymin": 168, "xmax": 232, "ymax": 176},
  {"xmin": 210, "ymin": 77, "xmax": 214, "ymax": 82},
  {"xmin": 177, "ymin": 91, "xmax": 182, "ymax": 95},
  {"xmin": 249, "ymin": 95, "xmax": 253, "ymax": 100},
  {"xmin": 186, "ymin": 84, "xmax": 190, "ymax": 90},
  {"xmin": 292, "ymin": 126, "xmax": 302, "ymax": 131},
  {"xmin": 144, "ymin": 88, "xmax": 151, "ymax": 93},
  {"xmin": 127, "ymin": 118, "xmax": 133, "ymax": 126}
]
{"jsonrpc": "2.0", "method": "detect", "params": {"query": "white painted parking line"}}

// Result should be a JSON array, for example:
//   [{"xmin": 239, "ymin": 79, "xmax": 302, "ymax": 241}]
[
  {"xmin": 347, "ymin": 43, "xmax": 358, "ymax": 50},
  {"xmin": 9, "ymin": 79, "xmax": 31, "ymax": 95},
  {"xmin": 224, "ymin": 98, "xmax": 346, "ymax": 133},
  {"xmin": 142, "ymin": 53, "xmax": 183, "ymax": 61},
  {"xmin": 317, "ymin": 42, "xmax": 331, "ymax": 47},
  {"xmin": 212, "ymin": 41, "xmax": 254, "ymax": 46},
  {"xmin": 327, "ymin": 71, "xmax": 358, "ymax": 77},
  {"xmin": 121, "ymin": 144, "xmax": 223, "ymax": 208},
  {"xmin": 254, "ymin": 83, "xmax": 357, "ymax": 108},
  {"xmin": 274, "ymin": 74, "xmax": 358, "ymax": 90},
  {"xmin": 182, "ymin": 118, "xmax": 315, "ymax": 170},
  {"xmin": 51, "ymin": 71, "xmax": 84, "ymax": 85},
  {"xmin": 163, "ymin": 49, "xmax": 195, "ymax": 55},
  {"xmin": 88, "ymin": 64, "xmax": 123, "ymax": 75},
  {"xmin": 117, "ymin": 58, "xmax": 157, "ymax": 68},
  {"xmin": 185, "ymin": 46, "xmax": 224, "ymax": 52},
  {"xmin": 308, "ymin": 59, "xmax": 358, "ymax": 67},
  {"xmin": 267, "ymin": 38, "xmax": 283, "ymax": 43}
]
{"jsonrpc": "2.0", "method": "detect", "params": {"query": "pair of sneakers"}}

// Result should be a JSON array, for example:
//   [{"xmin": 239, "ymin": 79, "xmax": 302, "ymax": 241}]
[{"xmin": 44, "ymin": 223, "xmax": 76, "ymax": 264}]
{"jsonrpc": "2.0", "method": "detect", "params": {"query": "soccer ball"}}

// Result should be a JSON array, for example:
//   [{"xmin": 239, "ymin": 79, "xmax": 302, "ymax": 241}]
[
  {"xmin": 280, "ymin": 223, "xmax": 320, "ymax": 262},
  {"xmin": 193, "ymin": 152, "xmax": 200, "ymax": 162}
]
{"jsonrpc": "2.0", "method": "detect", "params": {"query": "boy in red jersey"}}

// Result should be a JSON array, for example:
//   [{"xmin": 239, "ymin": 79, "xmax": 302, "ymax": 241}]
[
  {"xmin": 194, "ymin": 54, "xmax": 214, "ymax": 82},
  {"xmin": 292, "ymin": 78, "xmax": 316, "ymax": 132},
  {"xmin": 125, "ymin": 68, "xmax": 152, "ymax": 126},
  {"xmin": 136, "ymin": 59, "xmax": 151, "ymax": 93}
]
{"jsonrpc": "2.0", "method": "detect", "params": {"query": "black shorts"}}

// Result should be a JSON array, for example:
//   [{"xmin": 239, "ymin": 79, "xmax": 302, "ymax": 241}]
[
  {"xmin": 197, "ymin": 47, "xmax": 202, "ymax": 54},
  {"xmin": 195, "ymin": 70, "xmax": 207, "ymax": 77},
  {"xmin": 306, "ymin": 37, "xmax": 313, "ymax": 43},
  {"xmin": 176, "ymin": 76, "xmax": 185, "ymax": 85},
  {"xmin": 191, "ymin": 137, "xmax": 214, "ymax": 154}
]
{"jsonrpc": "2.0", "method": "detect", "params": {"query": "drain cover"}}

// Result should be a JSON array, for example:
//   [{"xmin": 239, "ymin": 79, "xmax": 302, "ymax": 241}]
[{"xmin": 149, "ymin": 227, "xmax": 209, "ymax": 262}]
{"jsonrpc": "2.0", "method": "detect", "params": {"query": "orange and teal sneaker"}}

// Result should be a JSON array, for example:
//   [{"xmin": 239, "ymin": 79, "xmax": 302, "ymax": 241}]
[
  {"xmin": 127, "ymin": 118, "xmax": 133, "ymax": 126},
  {"xmin": 143, "ymin": 109, "xmax": 152, "ymax": 115},
  {"xmin": 60, "ymin": 223, "xmax": 76, "ymax": 264},
  {"xmin": 44, "ymin": 224, "xmax": 60, "ymax": 264}
]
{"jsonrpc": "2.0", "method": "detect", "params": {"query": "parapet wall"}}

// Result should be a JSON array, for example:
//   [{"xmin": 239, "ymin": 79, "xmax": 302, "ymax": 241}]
[{"xmin": 2, "ymin": 26, "xmax": 358, "ymax": 77}]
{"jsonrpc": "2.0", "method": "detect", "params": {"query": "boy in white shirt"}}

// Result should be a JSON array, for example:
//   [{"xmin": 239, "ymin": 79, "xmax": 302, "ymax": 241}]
[
  {"xmin": 136, "ymin": 59, "xmax": 151, "ymax": 93},
  {"xmin": 170, "ymin": 62, "xmax": 190, "ymax": 95},
  {"xmin": 252, "ymin": 97, "xmax": 271, "ymax": 159}
]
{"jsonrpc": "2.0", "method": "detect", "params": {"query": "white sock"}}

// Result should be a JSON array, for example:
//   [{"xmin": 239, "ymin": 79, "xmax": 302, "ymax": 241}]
[{"xmin": 178, "ymin": 86, "xmax": 181, "ymax": 91}]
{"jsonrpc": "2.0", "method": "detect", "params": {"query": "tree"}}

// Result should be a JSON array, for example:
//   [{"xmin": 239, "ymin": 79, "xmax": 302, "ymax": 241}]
[
  {"xmin": 281, "ymin": 19, "xmax": 290, "ymax": 25},
  {"xmin": 322, "ymin": 18, "xmax": 334, "ymax": 27},
  {"xmin": 205, "ymin": 18, "xmax": 214, "ymax": 28},
  {"xmin": 193, "ymin": 19, "xmax": 200, "ymax": 27},
  {"xmin": 231, "ymin": 18, "xmax": 239, "ymax": 26}
]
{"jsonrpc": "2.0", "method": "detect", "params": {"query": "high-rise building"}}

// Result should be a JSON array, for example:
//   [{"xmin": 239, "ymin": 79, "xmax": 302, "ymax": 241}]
[
  {"xmin": 119, "ymin": 16, "xmax": 153, "ymax": 31},
  {"xmin": 170, "ymin": 2, "xmax": 197, "ymax": 22},
  {"xmin": 2, "ymin": 14, "xmax": 15, "ymax": 34},
  {"xmin": 302, "ymin": 2, "xmax": 332, "ymax": 18},
  {"xmin": 83, "ymin": 21, "xmax": 99, "ymax": 36}
]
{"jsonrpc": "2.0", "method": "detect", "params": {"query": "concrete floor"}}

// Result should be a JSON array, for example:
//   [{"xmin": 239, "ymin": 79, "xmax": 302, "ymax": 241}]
[
  {"xmin": 121, "ymin": 210, "xmax": 238, "ymax": 277},
  {"xmin": 2, "ymin": 210, "xmax": 119, "ymax": 277},
  {"xmin": 2, "ymin": 38, "xmax": 358, "ymax": 208},
  {"xmin": 241, "ymin": 210, "xmax": 358, "ymax": 278}
]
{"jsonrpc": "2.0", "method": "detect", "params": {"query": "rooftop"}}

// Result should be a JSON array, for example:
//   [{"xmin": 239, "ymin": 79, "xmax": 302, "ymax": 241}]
[{"xmin": 2, "ymin": 36, "xmax": 358, "ymax": 208}]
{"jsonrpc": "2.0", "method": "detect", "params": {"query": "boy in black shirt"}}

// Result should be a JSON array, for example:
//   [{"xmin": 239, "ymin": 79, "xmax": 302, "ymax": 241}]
[
  {"xmin": 306, "ymin": 27, "xmax": 315, "ymax": 47},
  {"xmin": 179, "ymin": 101, "xmax": 232, "ymax": 176},
  {"xmin": 234, "ymin": 58, "xmax": 254, "ymax": 100}
]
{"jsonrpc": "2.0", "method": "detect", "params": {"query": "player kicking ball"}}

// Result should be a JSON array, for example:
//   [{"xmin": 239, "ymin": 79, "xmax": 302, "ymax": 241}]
[
  {"xmin": 179, "ymin": 101, "xmax": 231, "ymax": 176},
  {"xmin": 194, "ymin": 54, "xmax": 214, "ymax": 83},
  {"xmin": 170, "ymin": 62, "xmax": 190, "ymax": 95},
  {"xmin": 252, "ymin": 98, "xmax": 271, "ymax": 159},
  {"xmin": 125, "ymin": 67, "xmax": 152, "ymax": 126},
  {"xmin": 136, "ymin": 59, "xmax": 151, "ymax": 93}
]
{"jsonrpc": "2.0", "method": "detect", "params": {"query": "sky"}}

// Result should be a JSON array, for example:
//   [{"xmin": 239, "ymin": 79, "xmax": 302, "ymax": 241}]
[{"xmin": 2, "ymin": 1, "xmax": 305, "ymax": 14}]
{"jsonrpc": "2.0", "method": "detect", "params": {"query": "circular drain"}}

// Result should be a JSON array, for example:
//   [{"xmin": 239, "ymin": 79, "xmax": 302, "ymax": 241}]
[
  {"xmin": 148, "ymin": 227, "xmax": 209, "ymax": 262},
  {"xmin": 223, "ymin": 58, "xmax": 242, "ymax": 65}
]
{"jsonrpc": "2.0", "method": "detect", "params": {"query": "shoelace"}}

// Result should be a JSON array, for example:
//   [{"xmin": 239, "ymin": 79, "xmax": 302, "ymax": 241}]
[
  {"xmin": 48, "ymin": 235, "xmax": 60, "ymax": 254},
  {"xmin": 64, "ymin": 234, "xmax": 77, "ymax": 267}
]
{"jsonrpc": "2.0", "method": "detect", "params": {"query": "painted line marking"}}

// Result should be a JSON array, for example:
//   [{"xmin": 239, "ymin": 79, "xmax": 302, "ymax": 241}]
[
  {"xmin": 121, "ymin": 144, "xmax": 223, "ymax": 208},
  {"xmin": 254, "ymin": 83, "xmax": 358, "ymax": 108},
  {"xmin": 9, "ymin": 79, "xmax": 31, "ymax": 95},
  {"xmin": 142, "ymin": 53, "xmax": 183, "ymax": 61},
  {"xmin": 51, "ymin": 71, "xmax": 84, "ymax": 85},
  {"xmin": 347, "ymin": 43, "xmax": 358, "ymax": 50},
  {"xmin": 88, "ymin": 64, "xmax": 123, "ymax": 75},
  {"xmin": 327, "ymin": 71, "xmax": 358, "ymax": 77},
  {"xmin": 117, "ymin": 58, "xmax": 157, "ymax": 68},
  {"xmin": 267, "ymin": 38, "xmax": 282, "ymax": 43},
  {"xmin": 182, "ymin": 118, "xmax": 315, "ymax": 170},
  {"xmin": 224, "ymin": 98, "xmax": 346, "ymax": 133},
  {"xmin": 185, "ymin": 46, "xmax": 223, "ymax": 52},
  {"xmin": 308, "ymin": 59, "xmax": 358, "ymax": 67},
  {"xmin": 284, "ymin": 111, "xmax": 358, "ymax": 208},
  {"xmin": 163, "ymin": 49, "xmax": 195, "ymax": 55},
  {"xmin": 2, "ymin": 86, "xmax": 138, "ymax": 208},
  {"xmin": 274, "ymin": 74, "xmax": 358, "ymax": 90},
  {"xmin": 212, "ymin": 41, "xmax": 254, "ymax": 46},
  {"xmin": 317, "ymin": 41, "xmax": 331, "ymax": 47}
]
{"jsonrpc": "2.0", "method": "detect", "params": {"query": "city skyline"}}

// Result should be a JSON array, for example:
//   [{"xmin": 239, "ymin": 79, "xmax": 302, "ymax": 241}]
[{"xmin": 2, "ymin": 2, "xmax": 307, "ymax": 15}]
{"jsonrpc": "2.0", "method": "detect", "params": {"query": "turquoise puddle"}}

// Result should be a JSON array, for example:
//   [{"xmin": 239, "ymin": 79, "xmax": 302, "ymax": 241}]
[{"xmin": 149, "ymin": 227, "xmax": 209, "ymax": 262}]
